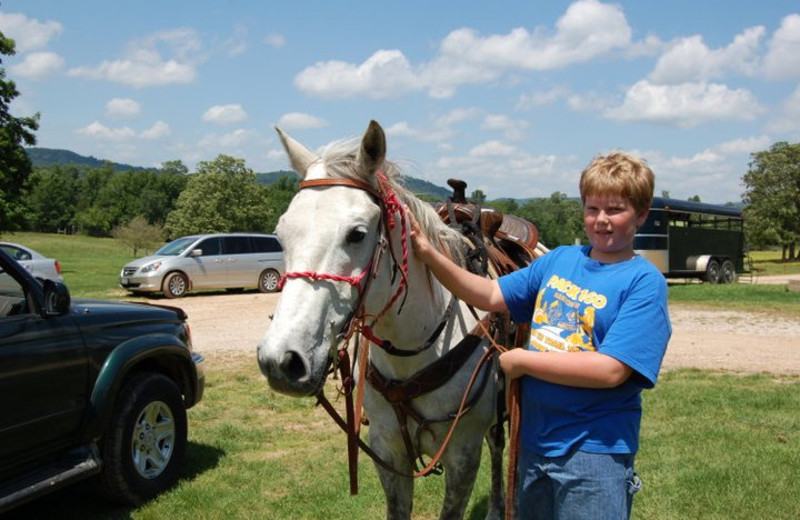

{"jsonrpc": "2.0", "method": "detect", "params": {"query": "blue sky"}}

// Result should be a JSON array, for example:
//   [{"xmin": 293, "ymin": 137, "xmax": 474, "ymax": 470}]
[{"xmin": 2, "ymin": 1, "xmax": 800, "ymax": 203}]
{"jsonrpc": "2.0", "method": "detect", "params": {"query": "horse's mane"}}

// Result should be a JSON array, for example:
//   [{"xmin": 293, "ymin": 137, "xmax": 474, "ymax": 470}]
[{"xmin": 319, "ymin": 137, "xmax": 464, "ymax": 259}]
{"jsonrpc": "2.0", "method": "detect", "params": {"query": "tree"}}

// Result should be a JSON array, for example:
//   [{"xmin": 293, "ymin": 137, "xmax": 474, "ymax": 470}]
[
  {"xmin": 26, "ymin": 165, "xmax": 80, "ymax": 232},
  {"xmin": 469, "ymin": 189, "xmax": 487, "ymax": 204},
  {"xmin": 112, "ymin": 215, "xmax": 166, "ymax": 257},
  {"xmin": 165, "ymin": 155, "xmax": 275, "ymax": 237},
  {"xmin": 514, "ymin": 192, "xmax": 584, "ymax": 247},
  {"xmin": 0, "ymin": 32, "xmax": 40, "ymax": 232},
  {"xmin": 742, "ymin": 141, "xmax": 800, "ymax": 260}
]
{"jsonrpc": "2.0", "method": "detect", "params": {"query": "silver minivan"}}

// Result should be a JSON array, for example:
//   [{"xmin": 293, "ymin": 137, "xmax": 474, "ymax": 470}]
[{"xmin": 119, "ymin": 233, "xmax": 284, "ymax": 298}]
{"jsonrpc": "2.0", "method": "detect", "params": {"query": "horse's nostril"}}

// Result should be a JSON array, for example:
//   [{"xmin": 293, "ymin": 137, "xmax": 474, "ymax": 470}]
[{"xmin": 280, "ymin": 351, "xmax": 307, "ymax": 381}]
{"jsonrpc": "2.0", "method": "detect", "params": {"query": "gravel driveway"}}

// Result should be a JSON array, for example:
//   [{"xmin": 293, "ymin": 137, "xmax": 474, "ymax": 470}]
[{"xmin": 159, "ymin": 276, "xmax": 800, "ymax": 375}]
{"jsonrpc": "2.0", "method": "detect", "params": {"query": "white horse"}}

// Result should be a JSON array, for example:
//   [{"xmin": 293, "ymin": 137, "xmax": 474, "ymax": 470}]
[{"xmin": 257, "ymin": 120, "xmax": 506, "ymax": 520}]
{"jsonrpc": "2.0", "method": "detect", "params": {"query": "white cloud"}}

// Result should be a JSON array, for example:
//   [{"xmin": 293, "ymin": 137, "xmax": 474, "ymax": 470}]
[
  {"xmin": 516, "ymin": 87, "xmax": 569, "ymax": 110},
  {"xmin": 9, "ymin": 51, "xmax": 64, "ymax": 79},
  {"xmin": 106, "ymin": 98, "xmax": 141, "ymax": 119},
  {"xmin": 567, "ymin": 91, "xmax": 614, "ymax": 112},
  {"xmin": 141, "ymin": 121, "xmax": 170, "ymax": 139},
  {"xmin": 385, "ymin": 121, "xmax": 415, "ymax": 137},
  {"xmin": 276, "ymin": 112, "xmax": 329, "ymax": 130},
  {"xmin": 77, "ymin": 121, "xmax": 136, "ymax": 142},
  {"xmin": 294, "ymin": 0, "xmax": 638, "ymax": 99},
  {"xmin": 0, "ymin": 13, "xmax": 62, "ymax": 52},
  {"xmin": 481, "ymin": 114, "xmax": 529, "ymax": 140},
  {"xmin": 265, "ymin": 33, "xmax": 286, "ymax": 48},
  {"xmin": 648, "ymin": 27, "xmax": 764, "ymax": 84},
  {"xmin": 202, "ymin": 104, "xmax": 248, "ymax": 125},
  {"xmin": 763, "ymin": 14, "xmax": 800, "ymax": 80},
  {"xmin": 714, "ymin": 135, "xmax": 772, "ymax": 155},
  {"xmin": 224, "ymin": 24, "xmax": 248, "ymax": 56},
  {"xmin": 67, "ymin": 28, "xmax": 202, "ymax": 87},
  {"xmin": 435, "ymin": 108, "xmax": 482, "ymax": 127},
  {"xmin": 604, "ymin": 80, "xmax": 764, "ymax": 127},
  {"xmin": 469, "ymin": 140, "xmax": 517, "ymax": 157},
  {"xmin": 765, "ymin": 84, "xmax": 800, "ymax": 134},
  {"xmin": 294, "ymin": 50, "xmax": 421, "ymax": 99},
  {"xmin": 197, "ymin": 129, "xmax": 259, "ymax": 150},
  {"xmin": 435, "ymin": 0, "xmax": 631, "ymax": 70}
]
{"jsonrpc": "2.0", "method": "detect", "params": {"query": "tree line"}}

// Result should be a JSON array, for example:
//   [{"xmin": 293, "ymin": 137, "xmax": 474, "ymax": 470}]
[{"xmin": 23, "ymin": 156, "xmax": 298, "ymax": 253}]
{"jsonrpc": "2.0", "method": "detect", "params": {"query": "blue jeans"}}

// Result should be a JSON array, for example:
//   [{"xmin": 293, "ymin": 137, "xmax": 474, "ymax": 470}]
[{"xmin": 515, "ymin": 447, "xmax": 641, "ymax": 520}]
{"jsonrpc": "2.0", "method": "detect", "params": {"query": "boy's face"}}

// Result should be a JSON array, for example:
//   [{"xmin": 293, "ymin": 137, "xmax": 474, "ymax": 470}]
[{"xmin": 583, "ymin": 194, "xmax": 648, "ymax": 264}]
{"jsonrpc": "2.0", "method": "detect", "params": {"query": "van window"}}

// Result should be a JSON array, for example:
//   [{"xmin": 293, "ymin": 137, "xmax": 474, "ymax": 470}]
[
  {"xmin": 223, "ymin": 236, "xmax": 253, "ymax": 255},
  {"xmin": 196, "ymin": 237, "xmax": 222, "ymax": 256},
  {"xmin": 252, "ymin": 236, "xmax": 282, "ymax": 253}
]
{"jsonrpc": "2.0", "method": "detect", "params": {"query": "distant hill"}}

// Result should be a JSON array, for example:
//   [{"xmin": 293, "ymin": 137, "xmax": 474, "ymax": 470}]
[
  {"xmin": 28, "ymin": 147, "xmax": 453, "ymax": 200},
  {"xmin": 26, "ymin": 147, "xmax": 150, "ymax": 172}
]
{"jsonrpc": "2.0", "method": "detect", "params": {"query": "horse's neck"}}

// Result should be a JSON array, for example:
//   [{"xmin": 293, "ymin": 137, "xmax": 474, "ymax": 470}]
[{"xmin": 366, "ymin": 231, "xmax": 481, "ymax": 379}]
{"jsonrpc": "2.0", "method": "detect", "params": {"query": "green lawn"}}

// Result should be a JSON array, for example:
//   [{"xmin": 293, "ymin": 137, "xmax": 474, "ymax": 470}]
[{"xmin": 6, "ymin": 355, "xmax": 799, "ymax": 520}]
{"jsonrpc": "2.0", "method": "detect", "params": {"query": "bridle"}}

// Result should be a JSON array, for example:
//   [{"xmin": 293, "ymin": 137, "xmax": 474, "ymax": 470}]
[{"xmin": 278, "ymin": 173, "xmax": 420, "ymax": 354}]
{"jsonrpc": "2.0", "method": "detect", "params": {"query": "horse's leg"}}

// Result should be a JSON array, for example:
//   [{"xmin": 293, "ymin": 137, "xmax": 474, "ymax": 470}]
[
  {"xmin": 375, "ymin": 466, "xmax": 413, "ymax": 520},
  {"xmin": 369, "ymin": 426, "xmax": 414, "ymax": 520},
  {"xmin": 484, "ymin": 422, "xmax": 506, "ymax": 520},
  {"xmin": 438, "ymin": 436, "xmax": 484, "ymax": 520}
]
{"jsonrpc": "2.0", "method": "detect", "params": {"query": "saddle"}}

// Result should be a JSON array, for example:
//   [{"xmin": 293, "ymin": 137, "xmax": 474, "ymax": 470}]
[{"xmin": 434, "ymin": 178, "xmax": 541, "ymax": 276}]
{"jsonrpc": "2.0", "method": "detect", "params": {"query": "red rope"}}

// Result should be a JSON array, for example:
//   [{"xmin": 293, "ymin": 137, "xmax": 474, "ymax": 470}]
[{"xmin": 279, "ymin": 262, "xmax": 372, "ymax": 295}]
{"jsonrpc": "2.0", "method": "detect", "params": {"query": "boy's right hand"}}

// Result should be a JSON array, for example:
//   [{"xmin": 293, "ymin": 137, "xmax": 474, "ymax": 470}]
[{"xmin": 406, "ymin": 206, "xmax": 434, "ymax": 262}]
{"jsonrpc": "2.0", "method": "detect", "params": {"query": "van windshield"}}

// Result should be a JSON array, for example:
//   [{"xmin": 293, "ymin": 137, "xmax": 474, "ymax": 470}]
[{"xmin": 155, "ymin": 236, "xmax": 200, "ymax": 256}]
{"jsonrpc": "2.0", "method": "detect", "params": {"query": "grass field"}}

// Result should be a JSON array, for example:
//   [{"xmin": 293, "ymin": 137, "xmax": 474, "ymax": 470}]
[
  {"xmin": 6, "ymin": 354, "xmax": 799, "ymax": 520},
  {"xmin": 2, "ymin": 232, "xmax": 800, "ymax": 518}
]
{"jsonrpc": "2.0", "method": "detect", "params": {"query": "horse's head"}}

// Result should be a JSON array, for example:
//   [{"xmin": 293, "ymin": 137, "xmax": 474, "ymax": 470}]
[{"xmin": 257, "ymin": 121, "xmax": 398, "ymax": 396}]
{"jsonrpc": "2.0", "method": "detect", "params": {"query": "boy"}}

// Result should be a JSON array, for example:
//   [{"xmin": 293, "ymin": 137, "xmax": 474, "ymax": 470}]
[{"xmin": 408, "ymin": 152, "xmax": 671, "ymax": 519}]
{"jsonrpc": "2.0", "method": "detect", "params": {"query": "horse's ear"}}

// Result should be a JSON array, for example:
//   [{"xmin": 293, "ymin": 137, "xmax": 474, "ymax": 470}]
[
  {"xmin": 357, "ymin": 120, "xmax": 386, "ymax": 178},
  {"xmin": 275, "ymin": 126, "xmax": 317, "ymax": 178}
]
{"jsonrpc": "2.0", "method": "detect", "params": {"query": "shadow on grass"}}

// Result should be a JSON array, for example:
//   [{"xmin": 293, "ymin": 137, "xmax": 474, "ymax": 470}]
[{"xmin": 2, "ymin": 441, "xmax": 224, "ymax": 520}]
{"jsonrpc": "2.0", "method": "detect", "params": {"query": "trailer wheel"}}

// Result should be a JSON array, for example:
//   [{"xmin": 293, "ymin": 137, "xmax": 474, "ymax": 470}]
[
  {"xmin": 704, "ymin": 259, "xmax": 721, "ymax": 284},
  {"xmin": 720, "ymin": 260, "xmax": 736, "ymax": 284}
]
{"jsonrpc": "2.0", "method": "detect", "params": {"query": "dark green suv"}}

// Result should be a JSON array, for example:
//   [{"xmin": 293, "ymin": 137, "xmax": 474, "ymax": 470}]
[{"xmin": 0, "ymin": 248, "xmax": 205, "ymax": 513}]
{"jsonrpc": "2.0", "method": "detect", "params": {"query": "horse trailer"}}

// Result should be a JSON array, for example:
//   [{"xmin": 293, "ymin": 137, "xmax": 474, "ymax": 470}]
[{"xmin": 634, "ymin": 197, "xmax": 748, "ymax": 283}]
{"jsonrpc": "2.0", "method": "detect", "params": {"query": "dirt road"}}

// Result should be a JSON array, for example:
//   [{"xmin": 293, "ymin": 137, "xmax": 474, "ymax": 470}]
[{"xmin": 161, "ymin": 282, "xmax": 800, "ymax": 375}]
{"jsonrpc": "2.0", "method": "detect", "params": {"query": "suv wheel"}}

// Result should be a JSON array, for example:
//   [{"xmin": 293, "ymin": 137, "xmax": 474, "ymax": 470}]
[
  {"xmin": 259, "ymin": 269, "xmax": 281, "ymax": 293},
  {"xmin": 99, "ymin": 373, "xmax": 187, "ymax": 505},
  {"xmin": 163, "ymin": 272, "xmax": 188, "ymax": 298}
]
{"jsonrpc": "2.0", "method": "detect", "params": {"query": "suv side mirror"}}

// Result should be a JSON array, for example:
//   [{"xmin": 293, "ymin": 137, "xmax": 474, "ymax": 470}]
[
  {"xmin": 189, "ymin": 248, "xmax": 203, "ymax": 257},
  {"xmin": 43, "ymin": 279, "xmax": 71, "ymax": 315}
]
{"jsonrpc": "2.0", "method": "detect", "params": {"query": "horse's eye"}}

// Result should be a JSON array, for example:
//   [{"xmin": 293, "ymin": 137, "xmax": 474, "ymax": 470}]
[{"xmin": 346, "ymin": 228, "xmax": 367, "ymax": 244}]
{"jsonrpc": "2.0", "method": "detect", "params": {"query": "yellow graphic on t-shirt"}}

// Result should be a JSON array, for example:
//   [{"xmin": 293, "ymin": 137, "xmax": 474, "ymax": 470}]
[{"xmin": 529, "ymin": 276, "xmax": 601, "ymax": 353}]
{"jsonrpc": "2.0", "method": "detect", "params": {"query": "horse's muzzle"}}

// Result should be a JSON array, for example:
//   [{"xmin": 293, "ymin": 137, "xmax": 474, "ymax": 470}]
[{"xmin": 257, "ymin": 343, "xmax": 325, "ymax": 397}]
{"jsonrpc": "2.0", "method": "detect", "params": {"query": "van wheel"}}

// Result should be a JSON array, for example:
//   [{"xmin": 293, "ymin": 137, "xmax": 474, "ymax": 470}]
[
  {"xmin": 163, "ymin": 272, "xmax": 188, "ymax": 298},
  {"xmin": 259, "ymin": 269, "xmax": 281, "ymax": 293},
  {"xmin": 704, "ymin": 260, "xmax": 721, "ymax": 284},
  {"xmin": 720, "ymin": 260, "xmax": 736, "ymax": 284},
  {"xmin": 99, "ymin": 373, "xmax": 187, "ymax": 505}
]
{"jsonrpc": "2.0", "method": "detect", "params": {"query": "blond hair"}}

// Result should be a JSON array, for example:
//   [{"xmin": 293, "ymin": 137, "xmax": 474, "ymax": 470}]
[{"xmin": 579, "ymin": 152, "xmax": 654, "ymax": 214}]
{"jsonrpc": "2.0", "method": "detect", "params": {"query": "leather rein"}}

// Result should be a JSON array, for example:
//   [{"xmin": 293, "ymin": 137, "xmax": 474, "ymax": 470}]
[{"xmin": 280, "ymin": 175, "xmax": 506, "ymax": 494}]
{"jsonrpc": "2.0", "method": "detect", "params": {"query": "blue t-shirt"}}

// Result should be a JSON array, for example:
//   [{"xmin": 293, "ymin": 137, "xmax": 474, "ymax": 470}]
[{"xmin": 498, "ymin": 245, "xmax": 671, "ymax": 456}]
